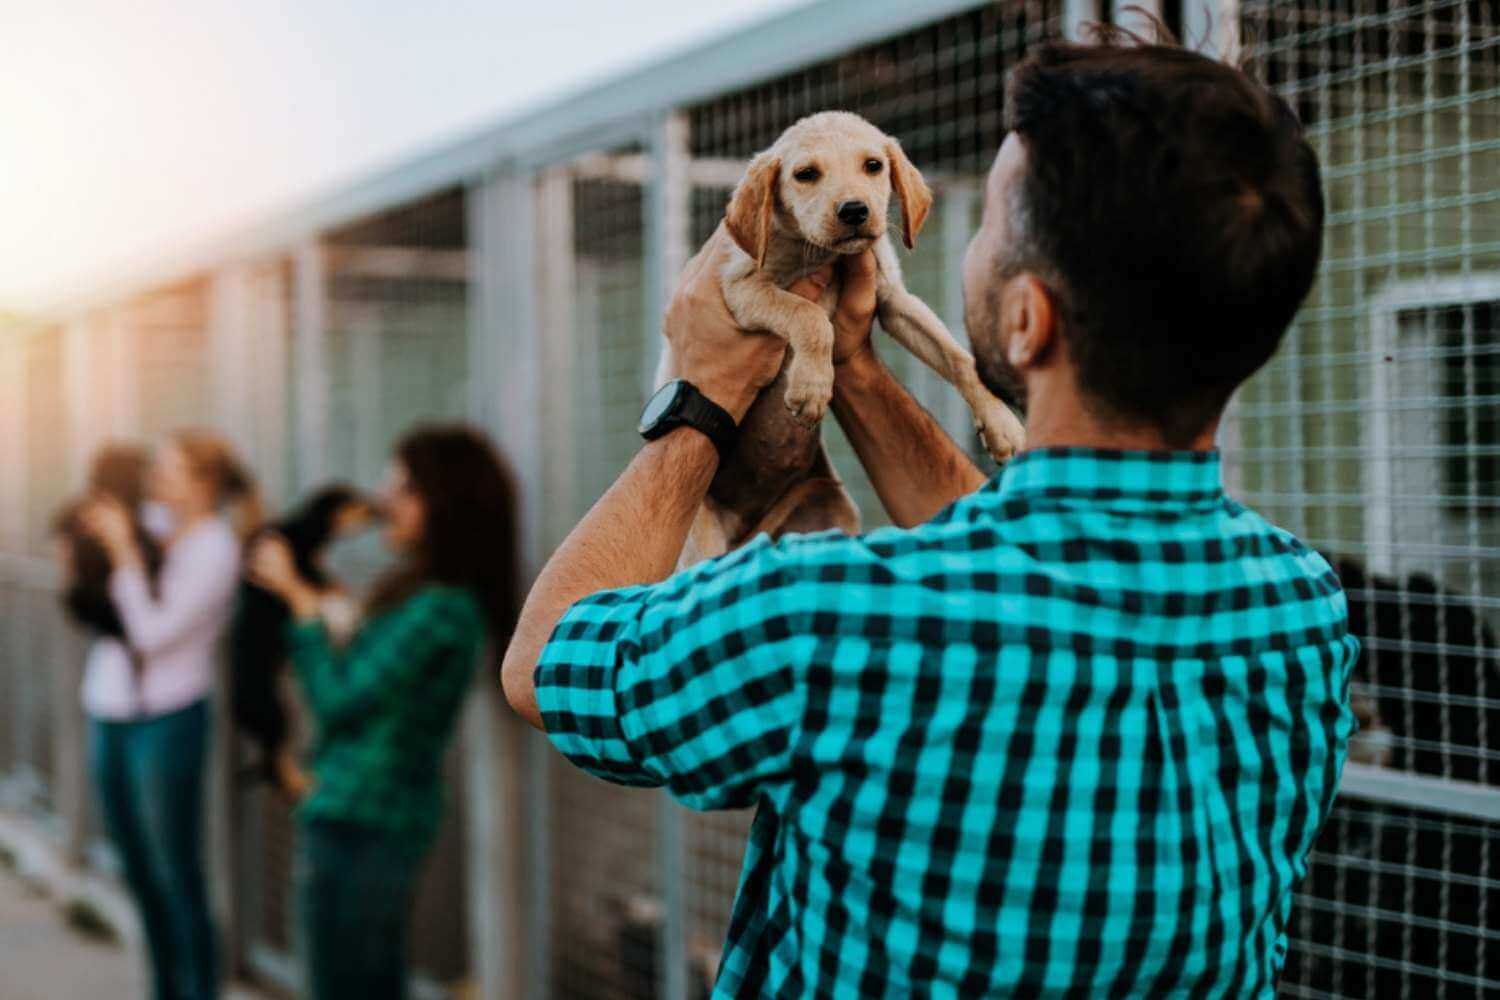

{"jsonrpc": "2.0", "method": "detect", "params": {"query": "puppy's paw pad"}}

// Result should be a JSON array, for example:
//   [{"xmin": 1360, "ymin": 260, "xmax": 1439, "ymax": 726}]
[
  {"xmin": 784, "ymin": 367, "xmax": 834, "ymax": 426},
  {"xmin": 974, "ymin": 401, "xmax": 1025, "ymax": 462}
]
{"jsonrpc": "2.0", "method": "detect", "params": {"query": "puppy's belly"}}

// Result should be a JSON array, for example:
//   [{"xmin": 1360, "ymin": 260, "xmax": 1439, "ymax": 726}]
[{"xmin": 709, "ymin": 362, "xmax": 825, "ymax": 530}]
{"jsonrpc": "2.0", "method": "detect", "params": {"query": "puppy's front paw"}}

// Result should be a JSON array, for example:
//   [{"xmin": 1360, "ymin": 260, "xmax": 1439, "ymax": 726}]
[
  {"xmin": 974, "ymin": 397, "xmax": 1026, "ymax": 462},
  {"xmin": 783, "ymin": 360, "xmax": 834, "ymax": 425}
]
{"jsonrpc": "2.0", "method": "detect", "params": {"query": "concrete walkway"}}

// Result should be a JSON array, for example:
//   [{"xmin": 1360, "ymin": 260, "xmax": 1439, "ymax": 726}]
[
  {"xmin": 0, "ymin": 864, "xmax": 149, "ymax": 999},
  {"xmin": 0, "ymin": 809, "xmax": 268, "ymax": 1000}
]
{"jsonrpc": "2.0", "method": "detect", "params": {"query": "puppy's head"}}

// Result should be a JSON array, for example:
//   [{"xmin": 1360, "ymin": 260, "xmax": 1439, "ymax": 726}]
[{"xmin": 726, "ymin": 111, "xmax": 933, "ymax": 268}]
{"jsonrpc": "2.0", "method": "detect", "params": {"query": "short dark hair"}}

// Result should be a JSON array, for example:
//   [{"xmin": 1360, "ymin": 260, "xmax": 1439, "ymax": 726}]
[{"xmin": 1001, "ymin": 33, "xmax": 1324, "ymax": 445}]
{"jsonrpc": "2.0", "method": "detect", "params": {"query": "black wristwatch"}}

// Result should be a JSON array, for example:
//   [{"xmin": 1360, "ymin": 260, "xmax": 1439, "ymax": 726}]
[{"xmin": 638, "ymin": 379, "xmax": 737, "ymax": 461}]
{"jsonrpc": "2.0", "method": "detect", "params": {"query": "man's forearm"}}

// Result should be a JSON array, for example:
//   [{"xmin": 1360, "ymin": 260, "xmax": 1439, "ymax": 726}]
[
  {"xmin": 501, "ymin": 429, "xmax": 718, "ymax": 728},
  {"xmin": 830, "ymin": 349, "xmax": 986, "ymax": 527}
]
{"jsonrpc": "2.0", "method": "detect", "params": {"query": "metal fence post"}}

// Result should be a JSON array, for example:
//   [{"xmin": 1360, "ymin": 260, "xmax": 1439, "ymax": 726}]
[
  {"xmin": 207, "ymin": 265, "xmax": 258, "ymax": 975},
  {"xmin": 1183, "ymin": 0, "xmax": 1241, "ymax": 62},
  {"xmin": 55, "ymin": 319, "xmax": 96, "ymax": 862},
  {"xmin": 1063, "ymin": 0, "xmax": 1100, "ymax": 39},
  {"xmin": 465, "ymin": 166, "xmax": 542, "ymax": 1000},
  {"xmin": 293, "ymin": 242, "xmax": 330, "ymax": 493},
  {"xmin": 644, "ymin": 109, "xmax": 692, "ymax": 1000},
  {"xmin": 0, "ymin": 332, "xmax": 26, "ymax": 554}
]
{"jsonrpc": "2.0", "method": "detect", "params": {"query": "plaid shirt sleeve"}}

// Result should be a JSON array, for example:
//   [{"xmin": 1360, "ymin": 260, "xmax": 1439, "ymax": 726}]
[
  {"xmin": 288, "ymin": 586, "xmax": 483, "ymax": 733},
  {"xmin": 535, "ymin": 533, "xmax": 812, "ymax": 811}
]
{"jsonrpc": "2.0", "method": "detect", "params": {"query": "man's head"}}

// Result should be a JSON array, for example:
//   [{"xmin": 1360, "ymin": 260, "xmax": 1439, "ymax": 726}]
[{"xmin": 963, "ymin": 36, "xmax": 1325, "ymax": 447}]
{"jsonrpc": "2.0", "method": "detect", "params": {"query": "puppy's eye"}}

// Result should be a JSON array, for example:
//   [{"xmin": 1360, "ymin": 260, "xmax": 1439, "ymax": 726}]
[
  {"xmin": 864, "ymin": 159, "xmax": 883, "ymax": 175},
  {"xmin": 793, "ymin": 166, "xmax": 821, "ymax": 183}
]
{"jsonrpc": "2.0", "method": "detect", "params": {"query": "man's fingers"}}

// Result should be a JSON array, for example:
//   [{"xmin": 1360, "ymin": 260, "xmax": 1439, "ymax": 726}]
[
  {"xmin": 837, "ymin": 250, "xmax": 879, "ymax": 320},
  {"xmin": 788, "ymin": 265, "xmax": 835, "ymax": 303}
]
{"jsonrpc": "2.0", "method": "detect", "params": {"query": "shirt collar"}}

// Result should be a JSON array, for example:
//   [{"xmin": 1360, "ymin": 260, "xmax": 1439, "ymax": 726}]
[{"xmin": 996, "ymin": 447, "xmax": 1225, "ymax": 506}]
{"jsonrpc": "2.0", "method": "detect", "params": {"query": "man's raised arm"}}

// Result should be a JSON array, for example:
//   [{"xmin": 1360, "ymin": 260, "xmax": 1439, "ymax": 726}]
[
  {"xmin": 829, "ymin": 252, "xmax": 986, "ymax": 527},
  {"xmin": 502, "ymin": 254, "xmax": 810, "ymax": 727}
]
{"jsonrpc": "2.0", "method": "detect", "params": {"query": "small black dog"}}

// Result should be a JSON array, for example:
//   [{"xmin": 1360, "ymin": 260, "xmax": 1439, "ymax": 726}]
[
  {"xmin": 53, "ymin": 446, "xmax": 164, "ymax": 700},
  {"xmin": 229, "ymin": 485, "xmax": 371, "ymax": 796}
]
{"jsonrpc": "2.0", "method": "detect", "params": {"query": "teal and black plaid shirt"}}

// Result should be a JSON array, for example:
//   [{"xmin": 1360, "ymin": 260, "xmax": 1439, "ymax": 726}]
[
  {"xmin": 537, "ymin": 449, "xmax": 1357, "ymax": 997},
  {"xmin": 288, "ymin": 584, "xmax": 483, "ymax": 849}
]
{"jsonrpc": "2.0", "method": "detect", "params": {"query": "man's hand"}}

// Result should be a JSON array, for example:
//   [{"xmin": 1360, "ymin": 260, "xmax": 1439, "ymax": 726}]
[
  {"xmin": 830, "ymin": 250, "xmax": 880, "ymax": 369},
  {"xmin": 664, "ymin": 248, "xmax": 788, "ymax": 422},
  {"xmin": 826, "ymin": 250, "xmax": 987, "ymax": 527}
]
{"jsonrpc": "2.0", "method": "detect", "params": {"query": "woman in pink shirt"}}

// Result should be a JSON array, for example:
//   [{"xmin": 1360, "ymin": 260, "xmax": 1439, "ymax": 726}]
[{"xmin": 78, "ymin": 431, "xmax": 259, "ymax": 1000}]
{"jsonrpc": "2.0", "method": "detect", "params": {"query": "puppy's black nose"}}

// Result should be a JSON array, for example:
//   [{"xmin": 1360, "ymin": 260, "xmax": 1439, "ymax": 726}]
[{"xmin": 837, "ymin": 200, "xmax": 869, "ymax": 226}]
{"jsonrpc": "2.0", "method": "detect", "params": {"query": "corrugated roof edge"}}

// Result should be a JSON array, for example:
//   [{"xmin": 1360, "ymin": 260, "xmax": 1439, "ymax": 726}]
[{"xmin": 37, "ymin": 0, "xmax": 983, "ymax": 320}]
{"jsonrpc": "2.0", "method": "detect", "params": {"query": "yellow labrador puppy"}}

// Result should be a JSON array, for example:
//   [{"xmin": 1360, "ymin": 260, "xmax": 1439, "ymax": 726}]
[{"xmin": 658, "ymin": 111, "xmax": 1025, "ymax": 564}]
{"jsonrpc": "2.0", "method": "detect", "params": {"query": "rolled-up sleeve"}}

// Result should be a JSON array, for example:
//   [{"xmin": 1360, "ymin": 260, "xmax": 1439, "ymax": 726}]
[{"xmin": 535, "ymin": 535, "xmax": 810, "ymax": 811}]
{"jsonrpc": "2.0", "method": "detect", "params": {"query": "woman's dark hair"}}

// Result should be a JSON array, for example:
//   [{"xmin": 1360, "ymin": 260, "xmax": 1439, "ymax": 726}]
[
  {"xmin": 366, "ymin": 425, "xmax": 520, "ymax": 639},
  {"xmin": 999, "ymin": 23, "xmax": 1325, "ymax": 445}
]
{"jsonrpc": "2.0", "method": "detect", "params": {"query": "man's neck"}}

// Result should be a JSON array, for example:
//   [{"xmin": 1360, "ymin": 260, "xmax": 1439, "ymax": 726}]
[{"xmin": 1019, "ymin": 393, "xmax": 1218, "ymax": 453}]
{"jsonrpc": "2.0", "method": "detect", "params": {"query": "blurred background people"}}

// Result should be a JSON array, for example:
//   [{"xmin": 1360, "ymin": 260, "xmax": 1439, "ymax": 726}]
[
  {"xmin": 247, "ymin": 424, "xmax": 517, "ymax": 1000},
  {"xmin": 68, "ymin": 430, "xmax": 261, "ymax": 1000}
]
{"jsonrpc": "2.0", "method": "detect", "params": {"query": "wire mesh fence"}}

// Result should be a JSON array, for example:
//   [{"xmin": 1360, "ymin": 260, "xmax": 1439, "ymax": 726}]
[
  {"xmin": 2, "ymin": 1, "xmax": 1499, "ymax": 997},
  {"xmin": 1229, "ymin": 2, "xmax": 1500, "ymax": 993}
]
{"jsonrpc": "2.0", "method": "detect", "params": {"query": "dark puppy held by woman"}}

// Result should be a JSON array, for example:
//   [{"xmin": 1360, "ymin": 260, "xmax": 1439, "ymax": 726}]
[
  {"xmin": 248, "ymin": 424, "xmax": 518, "ymax": 1000},
  {"xmin": 229, "ymin": 484, "xmax": 373, "ymax": 799},
  {"xmin": 53, "ymin": 444, "xmax": 164, "ymax": 659}
]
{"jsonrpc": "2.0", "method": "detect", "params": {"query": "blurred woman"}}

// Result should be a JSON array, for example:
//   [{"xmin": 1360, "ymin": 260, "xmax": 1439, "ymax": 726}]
[
  {"xmin": 53, "ymin": 444, "xmax": 163, "ymax": 654},
  {"xmin": 248, "ymin": 424, "xmax": 518, "ymax": 1000},
  {"xmin": 79, "ymin": 430, "xmax": 260, "ymax": 1000}
]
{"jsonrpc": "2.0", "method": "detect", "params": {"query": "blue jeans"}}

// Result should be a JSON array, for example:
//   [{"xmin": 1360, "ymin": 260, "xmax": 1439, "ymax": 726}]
[
  {"xmin": 296, "ymin": 819, "xmax": 424, "ymax": 1000},
  {"xmin": 90, "ymin": 699, "xmax": 217, "ymax": 1000}
]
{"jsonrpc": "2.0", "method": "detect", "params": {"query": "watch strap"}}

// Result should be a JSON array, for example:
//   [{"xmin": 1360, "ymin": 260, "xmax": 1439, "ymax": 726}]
[{"xmin": 675, "ymin": 386, "xmax": 737, "ymax": 460}]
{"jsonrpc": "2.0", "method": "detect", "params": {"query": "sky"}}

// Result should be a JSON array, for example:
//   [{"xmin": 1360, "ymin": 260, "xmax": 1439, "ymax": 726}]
[{"xmin": 0, "ymin": 0, "xmax": 807, "ymax": 312}]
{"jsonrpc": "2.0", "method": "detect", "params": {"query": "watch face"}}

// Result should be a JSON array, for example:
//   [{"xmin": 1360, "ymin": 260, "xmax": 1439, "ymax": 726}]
[{"xmin": 639, "ymin": 379, "xmax": 684, "ymax": 434}]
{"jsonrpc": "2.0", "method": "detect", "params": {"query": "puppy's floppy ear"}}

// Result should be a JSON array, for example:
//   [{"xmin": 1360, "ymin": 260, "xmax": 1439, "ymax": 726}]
[
  {"xmin": 886, "ymin": 140, "xmax": 932, "ymax": 249},
  {"xmin": 725, "ymin": 152, "xmax": 780, "ymax": 268}
]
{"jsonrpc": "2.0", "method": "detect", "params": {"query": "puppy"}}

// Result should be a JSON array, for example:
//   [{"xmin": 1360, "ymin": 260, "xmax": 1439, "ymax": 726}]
[
  {"xmin": 229, "ymin": 485, "xmax": 372, "ymax": 797},
  {"xmin": 657, "ymin": 111, "xmax": 1025, "ymax": 564},
  {"xmin": 52, "ymin": 446, "xmax": 164, "ymax": 696}
]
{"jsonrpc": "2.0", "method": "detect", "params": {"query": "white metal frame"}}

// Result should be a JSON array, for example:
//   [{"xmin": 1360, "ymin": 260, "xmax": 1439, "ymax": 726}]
[{"xmin": 1365, "ymin": 272, "xmax": 1500, "ymax": 575}]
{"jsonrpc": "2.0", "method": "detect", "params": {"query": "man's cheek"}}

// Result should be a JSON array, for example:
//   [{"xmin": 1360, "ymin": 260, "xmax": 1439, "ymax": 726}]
[{"xmin": 975, "ymin": 338, "xmax": 1027, "ymax": 415}]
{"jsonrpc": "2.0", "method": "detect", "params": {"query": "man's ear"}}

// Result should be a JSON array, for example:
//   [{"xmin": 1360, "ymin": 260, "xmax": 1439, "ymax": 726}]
[
  {"xmin": 886, "ymin": 140, "xmax": 932, "ymax": 249},
  {"xmin": 1003, "ymin": 274, "xmax": 1057, "ymax": 371},
  {"xmin": 725, "ymin": 153, "xmax": 780, "ymax": 268}
]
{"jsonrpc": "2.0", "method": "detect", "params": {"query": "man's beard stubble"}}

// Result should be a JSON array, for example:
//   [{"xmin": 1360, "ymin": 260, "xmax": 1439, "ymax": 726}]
[{"xmin": 966, "ymin": 293, "xmax": 1028, "ymax": 416}]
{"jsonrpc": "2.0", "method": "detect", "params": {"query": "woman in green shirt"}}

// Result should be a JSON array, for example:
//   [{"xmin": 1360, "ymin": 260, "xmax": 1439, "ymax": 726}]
[{"xmin": 248, "ymin": 425, "xmax": 517, "ymax": 1000}]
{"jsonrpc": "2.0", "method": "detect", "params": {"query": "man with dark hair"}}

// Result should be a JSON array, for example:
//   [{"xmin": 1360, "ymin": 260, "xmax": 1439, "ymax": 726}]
[{"xmin": 504, "ymin": 34, "xmax": 1354, "ymax": 998}]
